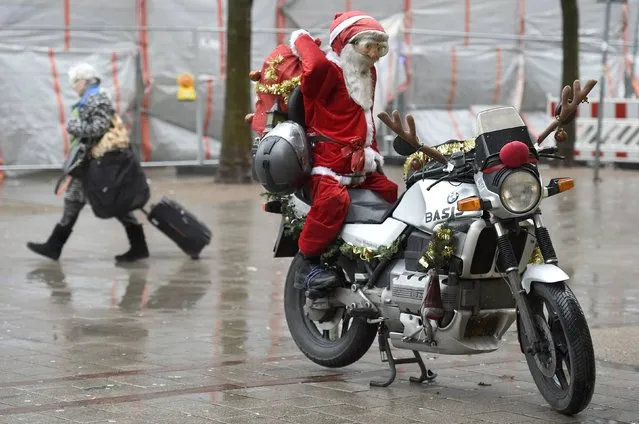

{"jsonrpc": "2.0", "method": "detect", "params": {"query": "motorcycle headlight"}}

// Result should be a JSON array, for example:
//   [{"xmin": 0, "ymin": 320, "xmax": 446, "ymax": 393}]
[{"xmin": 499, "ymin": 171, "xmax": 541, "ymax": 214}]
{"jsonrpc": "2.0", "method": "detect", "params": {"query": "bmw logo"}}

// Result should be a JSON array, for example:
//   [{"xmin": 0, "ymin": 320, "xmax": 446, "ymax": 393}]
[{"xmin": 447, "ymin": 191, "xmax": 459, "ymax": 204}]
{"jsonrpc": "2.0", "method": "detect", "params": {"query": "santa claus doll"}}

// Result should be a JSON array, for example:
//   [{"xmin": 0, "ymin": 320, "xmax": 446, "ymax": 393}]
[{"xmin": 290, "ymin": 11, "xmax": 399, "ymax": 300}]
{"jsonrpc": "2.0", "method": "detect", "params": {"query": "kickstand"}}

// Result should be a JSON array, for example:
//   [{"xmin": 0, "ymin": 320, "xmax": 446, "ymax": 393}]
[{"xmin": 370, "ymin": 323, "xmax": 437, "ymax": 388}]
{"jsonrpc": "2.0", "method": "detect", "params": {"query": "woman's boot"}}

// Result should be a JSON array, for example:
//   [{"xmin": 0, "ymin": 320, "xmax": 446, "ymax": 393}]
[
  {"xmin": 115, "ymin": 224, "xmax": 149, "ymax": 262},
  {"xmin": 26, "ymin": 224, "xmax": 73, "ymax": 261}
]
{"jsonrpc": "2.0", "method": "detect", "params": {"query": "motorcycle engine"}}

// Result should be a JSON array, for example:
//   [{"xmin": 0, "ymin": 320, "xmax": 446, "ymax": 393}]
[
  {"xmin": 381, "ymin": 260, "xmax": 461, "ymax": 333},
  {"xmin": 390, "ymin": 272, "xmax": 431, "ymax": 314}
]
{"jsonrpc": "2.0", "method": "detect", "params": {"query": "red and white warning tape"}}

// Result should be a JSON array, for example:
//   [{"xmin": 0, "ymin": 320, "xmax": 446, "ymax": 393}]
[{"xmin": 547, "ymin": 96, "xmax": 639, "ymax": 162}]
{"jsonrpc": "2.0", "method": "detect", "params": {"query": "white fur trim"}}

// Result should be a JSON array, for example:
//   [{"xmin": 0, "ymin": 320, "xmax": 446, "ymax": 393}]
[
  {"xmin": 363, "ymin": 147, "xmax": 384, "ymax": 173},
  {"xmin": 363, "ymin": 148, "xmax": 376, "ymax": 173},
  {"xmin": 310, "ymin": 166, "xmax": 339, "ymax": 181},
  {"xmin": 311, "ymin": 166, "xmax": 366, "ymax": 186},
  {"xmin": 325, "ymin": 50, "xmax": 341, "ymax": 67},
  {"xmin": 290, "ymin": 29, "xmax": 310, "ymax": 58},
  {"xmin": 365, "ymin": 108, "xmax": 374, "ymax": 146},
  {"xmin": 329, "ymin": 15, "xmax": 374, "ymax": 46}
]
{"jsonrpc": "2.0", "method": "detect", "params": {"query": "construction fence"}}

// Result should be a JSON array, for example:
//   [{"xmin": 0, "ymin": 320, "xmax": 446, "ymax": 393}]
[{"xmin": 2, "ymin": 0, "xmax": 639, "ymax": 176}]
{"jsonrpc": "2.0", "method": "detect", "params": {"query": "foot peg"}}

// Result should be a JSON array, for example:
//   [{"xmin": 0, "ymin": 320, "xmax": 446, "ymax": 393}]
[{"xmin": 305, "ymin": 296, "xmax": 330, "ymax": 310}]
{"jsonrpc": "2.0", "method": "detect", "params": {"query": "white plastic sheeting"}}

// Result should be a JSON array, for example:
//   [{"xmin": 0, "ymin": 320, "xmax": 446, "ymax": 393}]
[
  {"xmin": 0, "ymin": 47, "xmax": 137, "ymax": 168},
  {"xmin": 1, "ymin": 0, "xmax": 638, "ymax": 173}
]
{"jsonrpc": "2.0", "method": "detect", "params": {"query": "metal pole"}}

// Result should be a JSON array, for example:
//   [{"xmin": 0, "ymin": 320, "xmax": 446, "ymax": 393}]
[
  {"xmin": 193, "ymin": 29, "xmax": 205, "ymax": 166},
  {"xmin": 389, "ymin": 57, "xmax": 400, "ymax": 156},
  {"xmin": 386, "ymin": 35, "xmax": 403, "ymax": 156},
  {"xmin": 133, "ymin": 51, "xmax": 144, "ymax": 162},
  {"xmin": 630, "ymin": 0, "xmax": 639, "ymax": 97},
  {"xmin": 594, "ymin": 0, "xmax": 612, "ymax": 183}
]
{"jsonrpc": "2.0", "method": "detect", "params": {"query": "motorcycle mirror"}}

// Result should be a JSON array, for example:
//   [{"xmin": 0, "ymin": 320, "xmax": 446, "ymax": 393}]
[{"xmin": 393, "ymin": 136, "xmax": 419, "ymax": 156}]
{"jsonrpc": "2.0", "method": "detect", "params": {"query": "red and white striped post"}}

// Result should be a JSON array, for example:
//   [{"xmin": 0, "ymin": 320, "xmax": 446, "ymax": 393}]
[
  {"xmin": 595, "ymin": 0, "xmax": 627, "ymax": 182},
  {"xmin": 547, "ymin": 96, "xmax": 639, "ymax": 164}
]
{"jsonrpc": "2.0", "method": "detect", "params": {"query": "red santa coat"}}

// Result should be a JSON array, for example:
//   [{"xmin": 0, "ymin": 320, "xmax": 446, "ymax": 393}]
[{"xmin": 291, "ymin": 32, "xmax": 384, "ymax": 184}]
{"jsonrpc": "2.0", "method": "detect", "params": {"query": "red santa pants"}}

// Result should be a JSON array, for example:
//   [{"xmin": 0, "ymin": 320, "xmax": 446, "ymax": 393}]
[{"xmin": 298, "ymin": 172, "xmax": 399, "ymax": 257}]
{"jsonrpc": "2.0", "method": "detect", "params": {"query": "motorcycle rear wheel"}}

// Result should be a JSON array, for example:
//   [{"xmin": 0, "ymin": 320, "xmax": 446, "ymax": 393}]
[
  {"xmin": 284, "ymin": 254, "xmax": 378, "ymax": 368},
  {"xmin": 521, "ymin": 282, "xmax": 596, "ymax": 415}
]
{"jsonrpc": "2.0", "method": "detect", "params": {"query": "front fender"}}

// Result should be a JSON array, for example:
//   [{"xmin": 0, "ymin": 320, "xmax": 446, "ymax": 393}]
[{"xmin": 520, "ymin": 264, "xmax": 570, "ymax": 293}]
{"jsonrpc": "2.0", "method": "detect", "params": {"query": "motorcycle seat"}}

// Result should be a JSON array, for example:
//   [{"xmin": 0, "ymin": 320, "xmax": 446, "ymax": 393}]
[{"xmin": 294, "ymin": 186, "xmax": 391, "ymax": 224}]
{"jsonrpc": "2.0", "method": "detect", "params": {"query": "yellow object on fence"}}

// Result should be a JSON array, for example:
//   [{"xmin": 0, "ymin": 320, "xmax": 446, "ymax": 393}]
[{"xmin": 177, "ymin": 72, "xmax": 197, "ymax": 101}]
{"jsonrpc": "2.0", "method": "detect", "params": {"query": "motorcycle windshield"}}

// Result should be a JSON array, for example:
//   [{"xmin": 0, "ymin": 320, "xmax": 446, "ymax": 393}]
[{"xmin": 475, "ymin": 106, "xmax": 527, "ymax": 155}]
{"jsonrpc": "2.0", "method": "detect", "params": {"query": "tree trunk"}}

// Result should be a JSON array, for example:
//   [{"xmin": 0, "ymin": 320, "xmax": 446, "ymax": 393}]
[
  {"xmin": 217, "ymin": 0, "xmax": 253, "ymax": 183},
  {"xmin": 557, "ymin": 0, "xmax": 580, "ymax": 167}
]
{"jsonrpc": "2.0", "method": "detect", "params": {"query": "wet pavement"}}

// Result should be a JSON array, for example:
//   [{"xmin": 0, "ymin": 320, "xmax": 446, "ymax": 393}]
[{"xmin": 0, "ymin": 165, "xmax": 637, "ymax": 423}]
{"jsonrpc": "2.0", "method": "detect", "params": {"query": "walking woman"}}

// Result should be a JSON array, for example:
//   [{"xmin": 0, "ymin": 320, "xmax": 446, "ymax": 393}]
[{"xmin": 27, "ymin": 63, "xmax": 149, "ymax": 262}]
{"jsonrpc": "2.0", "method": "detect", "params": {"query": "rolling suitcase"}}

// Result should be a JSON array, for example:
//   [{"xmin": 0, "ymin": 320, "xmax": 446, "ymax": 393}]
[{"xmin": 144, "ymin": 197, "xmax": 212, "ymax": 259}]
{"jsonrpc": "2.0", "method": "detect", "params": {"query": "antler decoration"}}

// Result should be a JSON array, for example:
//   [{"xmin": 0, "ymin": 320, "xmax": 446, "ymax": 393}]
[
  {"xmin": 537, "ymin": 79, "xmax": 598, "ymax": 145},
  {"xmin": 378, "ymin": 110, "xmax": 448, "ymax": 164}
]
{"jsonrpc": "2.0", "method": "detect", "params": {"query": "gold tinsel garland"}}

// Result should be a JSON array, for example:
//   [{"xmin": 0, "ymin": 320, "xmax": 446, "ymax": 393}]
[
  {"xmin": 419, "ymin": 223, "xmax": 455, "ymax": 270},
  {"xmin": 262, "ymin": 192, "xmax": 404, "ymax": 263},
  {"xmin": 254, "ymin": 54, "xmax": 301, "ymax": 104},
  {"xmin": 263, "ymin": 192, "xmax": 546, "ymax": 268},
  {"xmin": 402, "ymin": 151, "xmax": 429, "ymax": 181},
  {"xmin": 255, "ymin": 76, "xmax": 301, "ymax": 104},
  {"xmin": 529, "ymin": 246, "xmax": 544, "ymax": 264},
  {"xmin": 435, "ymin": 138, "xmax": 477, "ymax": 156},
  {"xmin": 417, "ymin": 224, "xmax": 545, "ymax": 271},
  {"xmin": 264, "ymin": 55, "xmax": 284, "ymax": 82},
  {"xmin": 337, "ymin": 236, "xmax": 405, "ymax": 262},
  {"xmin": 403, "ymin": 138, "xmax": 477, "ymax": 182}
]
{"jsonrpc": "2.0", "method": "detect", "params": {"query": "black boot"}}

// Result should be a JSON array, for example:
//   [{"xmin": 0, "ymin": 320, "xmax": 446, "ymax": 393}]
[
  {"xmin": 26, "ymin": 224, "xmax": 72, "ymax": 261},
  {"xmin": 115, "ymin": 224, "xmax": 149, "ymax": 262},
  {"xmin": 294, "ymin": 255, "xmax": 343, "ymax": 299}
]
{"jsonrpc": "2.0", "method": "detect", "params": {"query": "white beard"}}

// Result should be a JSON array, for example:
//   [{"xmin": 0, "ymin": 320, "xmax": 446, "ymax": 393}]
[{"xmin": 340, "ymin": 44, "xmax": 374, "ymax": 110}]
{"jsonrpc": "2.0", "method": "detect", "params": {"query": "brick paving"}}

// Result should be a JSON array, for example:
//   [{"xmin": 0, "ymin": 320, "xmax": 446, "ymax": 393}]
[{"xmin": 0, "ymin": 166, "xmax": 637, "ymax": 423}]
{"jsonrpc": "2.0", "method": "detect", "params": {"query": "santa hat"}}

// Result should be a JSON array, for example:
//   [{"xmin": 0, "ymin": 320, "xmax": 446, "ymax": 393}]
[{"xmin": 329, "ymin": 11, "xmax": 388, "ymax": 55}]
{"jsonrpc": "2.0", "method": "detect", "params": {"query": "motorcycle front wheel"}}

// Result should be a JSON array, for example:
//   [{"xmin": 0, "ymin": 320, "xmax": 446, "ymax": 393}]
[
  {"xmin": 283, "ymin": 254, "xmax": 378, "ymax": 368},
  {"xmin": 520, "ymin": 282, "xmax": 596, "ymax": 415}
]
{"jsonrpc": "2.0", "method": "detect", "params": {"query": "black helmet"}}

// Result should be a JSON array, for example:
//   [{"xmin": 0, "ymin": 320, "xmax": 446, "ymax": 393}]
[{"xmin": 253, "ymin": 121, "xmax": 312, "ymax": 194}]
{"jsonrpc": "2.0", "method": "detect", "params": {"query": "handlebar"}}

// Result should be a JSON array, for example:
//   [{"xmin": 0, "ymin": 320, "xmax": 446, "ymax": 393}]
[
  {"xmin": 426, "ymin": 158, "xmax": 475, "ymax": 191},
  {"xmin": 537, "ymin": 146, "xmax": 565, "ymax": 161}
]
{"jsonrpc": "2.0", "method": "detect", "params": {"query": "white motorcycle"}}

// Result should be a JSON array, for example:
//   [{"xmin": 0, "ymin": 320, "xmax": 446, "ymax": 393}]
[{"xmin": 260, "ymin": 80, "xmax": 597, "ymax": 415}]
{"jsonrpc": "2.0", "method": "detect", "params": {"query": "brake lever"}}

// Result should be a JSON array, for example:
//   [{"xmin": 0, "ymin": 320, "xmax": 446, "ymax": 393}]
[
  {"xmin": 537, "ymin": 147, "xmax": 558, "ymax": 155},
  {"xmin": 426, "ymin": 173, "xmax": 450, "ymax": 191},
  {"xmin": 426, "ymin": 163, "xmax": 472, "ymax": 191},
  {"xmin": 539, "ymin": 153, "xmax": 565, "ymax": 160}
]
